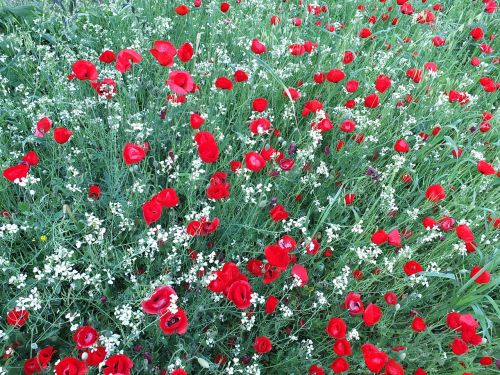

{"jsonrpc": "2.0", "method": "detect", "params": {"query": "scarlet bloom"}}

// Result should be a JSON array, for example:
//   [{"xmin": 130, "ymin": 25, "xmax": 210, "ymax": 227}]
[
  {"xmin": 412, "ymin": 316, "xmax": 427, "ymax": 332},
  {"xmin": 264, "ymin": 244, "xmax": 290, "ymax": 270},
  {"xmin": 153, "ymin": 188, "xmax": 179, "ymax": 208},
  {"xmin": 234, "ymin": 69, "xmax": 249, "ymax": 82},
  {"xmin": 327, "ymin": 69, "xmax": 345, "ymax": 83},
  {"xmin": 72, "ymin": 325, "xmax": 99, "ymax": 349},
  {"xmin": 99, "ymin": 50, "xmax": 115, "ymax": 63},
  {"xmin": 456, "ymin": 224, "xmax": 474, "ymax": 242},
  {"xmin": 385, "ymin": 359, "xmax": 404, "ymax": 375},
  {"xmin": 384, "ymin": 292, "xmax": 398, "ymax": 305},
  {"xmin": 330, "ymin": 357, "xmax": 349, "ymax": 373},
  {"xmin": 142, "ymin": 199, "xmax": 163, "ymax": 226},
  {"xmin": 159, "ymin": 308, "xmax": 188, "ymax": 335},
  {"xmin": 291, "ymin": 264, "xmax": 308, "ymax": 286},
  {"xmin": 215, "ymin": 76, "xmax": 233, "ymax": 90},
  {"xmin": 364, "ymin": 93, "xmax": 379, "ymax": 108},
  {"xmin": 3, "ymin": 164, "xmax": 29, "ymax": 182},
  {"xmin": 103, "ymin": 354, "xmax": 134, "ymax": 375},
  {"xmin": 308, "ymin": 365, "xmax": 325, "ymax": 375},
  {"xmin": 264, "ymin": 295, "xmax": 279, "ymax": 314},
  {"xmin": 425, "ymin": 184, "xmax": 446, "ymax": 202},
  {"xmin": 252, "ymin": 98, "xmax": 268, "ymax": 112},
  {"xmin": 251, "ymin": 38, "xmax": 267, "ymax": 54},
  {"xmin": 227, "ymin": 280, "xmax": 253, "ymax": 309},
  {"xmin": 142, "ymin": 286, "xmax": 177, "ymax": 314},
  {"xmin": 477, "ymin": 160, "xmax": 495, "ymax": 175},
  {"xmin": 82, "ymin": 346, "xmax": 106, "ymax": 367},
  {"xmin": 71, "ymin": 60, "xmax": 98, "ymax": 80},
  {"xmin": 406, "ymin": 68, "xmax": 423, "ymax": 83},
  {"xmin": 326, "ymin": 317, "xmax": 347, "ymax": 338},
  {"xmin": 333, "ymin": 338, "xmax": 352, "ymax": 356},
  {"xmin": 167, "ymin": 70, "xmax": 195, "ymax": 95},
  {"xmin": 177, "ymin": 42, "xmax": 194, "ymax": 62},
  {"xmin": 54, "ymin": 357, "xmax": 88, "ymax": 375},
  {"xmin": 123, "ymin": 143, "xmax": 146, "ymax": 165},
  {"xmin": 186, "ymin": 217, "xmax": 220, "ymax": 236},
  {"xmin": 362, "ymin": 345, "xmax": 388, "ymax": 373},
  {"xmin": 269, "ymin": 204, "xmax": 289, "ymax": 221},
  {"xmin": 150, "ymin": 40, "xmax": 176, "ymax": 66},
  {"xmin": 394, "ymin": 139, "xmax": 410, "ymax": 153},
  {"xmin": 53, "ymin": 127, "xmax": 73, "ymax": 144},
  {"xmin": 245, "ymin": 151, "xmax": 266, "ymax": 172},
  {"xmin": 90, "ymin": 78, "xmax": 117, "ymax": 99},
  {"xmin": 470, "ymin": 266, "xmax": 490, "ymax": 284},
  {"xmin": 371, "ymin": 229, "xmax": 388, "ymax": 245},
  {"xmin": 404, "ymin": 260, "xmax": 423, "ymax": 276},
  {"xmin": 115, "ymin": 49, "xmax": 142, "ymax": 73},
  {"xmin": 449, "ymin": 337, "xmax": 469, "ymax": 355},
  {"xmin": 363, "ymin": 303, "xmax": 382, "ymax": 326},
  {"xmin": 359, "ymin": 28, "xmax": 372, "ymax": 38},
  {"xmin": 375, "ymin": 74, "xmax": 391, "ymax": 92},
  {"xmin": 36, "ymin": 117, "xmax": 52, "ymax": 136},
  {"xmin": 175, "ymin": 4, "xmax": 190, "ymax": 15},
  {"xmin": 194, "ymin": 131, "xmax": 219, "ymax": 163},
  {"xmin": 6, "ymin": 308, "xmax": 29, "ymax": 327},
  {"xmin": 190, "ymin": 112, "xmax": 205, "ymax": 129},
  {"xmin": 253, "ymin": 336, "xmax": 272, "ymax": 353},
  {"xmin": 344, "ymin": 292, "xmax": 364, "ymax": 315}
]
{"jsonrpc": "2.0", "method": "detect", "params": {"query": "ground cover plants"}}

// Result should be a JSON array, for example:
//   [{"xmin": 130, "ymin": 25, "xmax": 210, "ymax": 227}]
[{"xmin": 0, "ymin": 0, "xmax": 499, "ymax": 374}]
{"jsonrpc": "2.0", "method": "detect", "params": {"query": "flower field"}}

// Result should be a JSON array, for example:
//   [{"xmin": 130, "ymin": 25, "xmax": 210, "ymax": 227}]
[{"xmin": 0, "ymin": 0, "xmax": 499, "ymax": 374}]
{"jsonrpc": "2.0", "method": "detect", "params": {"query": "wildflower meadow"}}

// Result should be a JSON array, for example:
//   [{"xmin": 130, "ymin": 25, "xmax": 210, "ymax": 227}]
[{"xmin": 0, "ymin": 0, "xmax": 499, "ymax": 374}]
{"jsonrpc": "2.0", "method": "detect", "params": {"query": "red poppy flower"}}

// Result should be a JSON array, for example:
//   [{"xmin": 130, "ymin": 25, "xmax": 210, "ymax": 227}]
[
  {"xmin": 477, "ymin": 160, "xmax": 495, "ymax": 175},
  {"xmin": 406, "ymin": 68, "xmax": 423, "ymax": 83},
  {"xmin": 375, "ymin": 74, "xmax": 392, "ymax": 92},
  {"xmin": 82, "ymin": 346, "xmax": 106, "ymax": 367},
  {"xmin": 194, "ymin": 131, "xmax": 219, "ymax": 163},
  {"xmin": 71, "ymin": 60, "xmax": 98, "ymax": 81},
  {"xmin": 99, "ymin": 50, "xmax": 116, "ymax": 63},
  {"xmin": 150, "ymin": 40, "xmax": 177, "ymax": 66},
  {"xmin": 227, "ymin": 280, "xmax": 253, "ymax": 309},
  {"xmin": 6, "ymin": 308, "xmax": 29, "ymax": 327},
  {"xmin": 264, "ymin": 244, "xmax": 290, "ymax": 270},
  {"xmin": 327, "ymin": 69, "xmax": 345, "ymax": 83},
  {"xmin": 449, "ymin": 337, "xmax": 469, "ymax": 355},
  {"xmin": 72, "ymin": 325, "xmax": 99, "ymax": 349},
  {"xmin": 215, "ymin": 76, "xmax": 233, "ymax": 90},
  {"xmin": 153, "ymin": 188, "xmax": 179, "ymax": 208},
  {"xmin": 251, "ymin": 38, "xmax": 267, "ymax": 54},
  {"xmin": 362, "ymin": 346, "xmax": 388, "ymax": 373},
  {"xmin": 253, "ymin": 336, "xmax": 272, "ymax": 353},
  {"xmin": 36, "ymin": 117, "xmax": 52, "ymax": 136},
  {"xmin": 394, "ymin": 139, "xmax": 410, "ymax": 153},
  {"xmin": 177, "ymin": 42, "xmax": 194, "ymax": 62},
  {"xmin": 269, "ymin": 204, "xmax": 289, "ymax": 221},
  {"xmin": 455, "ymin": 224, "xmax": 474, "ymax": 242},
  {"xmin": 344, "ymin": 293, "xmax": 364, "ymax": 315},
  {"xmin": 309, "ymin": 364, "xmax": 325, "ymax": 375},
  {"xmin": 142, "ymin": 286, "xmax": 177, "ymax": 314},
  {"xmin": 363, "ymin": 303, "xmax": 382, "ymax": 326},
  {"xmin": 470, "ymin": 266, "xmax": 490, "ymax": 284},
  {"xmin": 167, "ymin": 70, "xmax": 195, "ymax": 95},
  {"xmin": 425, "ymin": 184, "xmax": 446, "ymax": 202},
  {"xmin": 115, "ymin": 49, "xmax": 142, "ymax": 73},
  {"xmin": 54, "ymin": 357, "xmax": 88, "ymax": 375},
  {"xmin": 186, "ymin": 217, "xmax": 220, "ymax": 236},
  {"xmin": 175, "ymin": 4, "xmax": 190, "ymax": 15},
  {"xmin": 123, "ymin": 143, "xmax": 146, "ymax": 165},
  {"xmin": 412, "ymin": 317, "xmax": 427, "ymax": 332},
  {"xmin": 326, "ymin": 317, "xmax": 347, "ymax": 338},
  {"xmin": 90, "ymin": 78, "xmax": 117, "ymax": 99},
  {"xmin": 404, "ymin": 260, "xmax": 423, "ymax": 276},
  {"xmin": 333, "ymin": 339, "xmax": 352, "ymax": 356},
  {"xmin": 53, "ymin": 127, "xmax": 73, "ymax": 144},
  {"xmin": 142, "ymin": 199, "xmax": 163, "ymax": 226},
  {"xmin": 159, "ymin": 308, "xmax": 188, "ymax": 334},
  {"xmin": 291, "ymin": 264, "xmax": 308, "ymax": 286},
  {"xmin": 245, "ymin": 151, "xmax": 266, "ymax": 172},
  {"xmin": 264, "ymin": 295, "xmax": 279, "ymax": 314},
  {"xmin": 190, "ymin": 112, "xmax": 205, "ymax": 129},
  {"xmin": 330, "ymin": 357, "xmax": 349, "ymax": 373},
  {"xmin": 234, "ymin": 69, "xmax": 249, "ymax": 82},
  {"xmin": 3, "ymin": 164, "xmax": 29, "ymax": 182},
  {"xmin": 384, "ymin": 292, "xmax": 398, "ymax": 305},
  {"xmin": 103, "ymin": 354, "xmax": 134, "ymax": 375}
]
